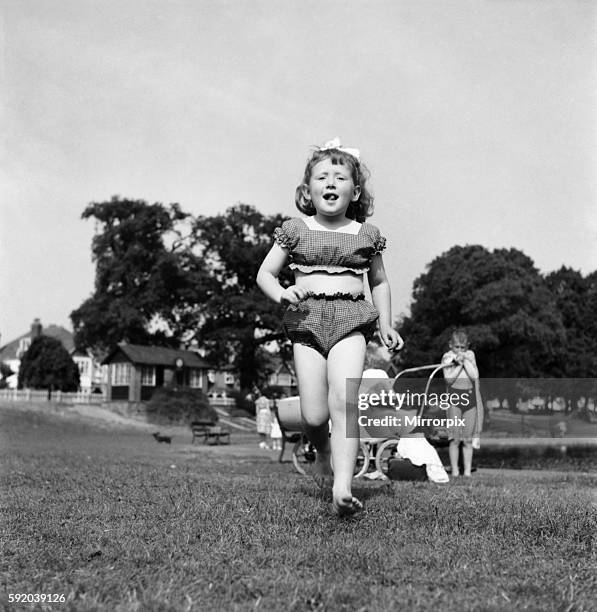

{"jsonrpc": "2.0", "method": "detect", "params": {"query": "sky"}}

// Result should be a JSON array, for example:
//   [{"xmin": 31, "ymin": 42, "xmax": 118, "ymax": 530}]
[{"xmin": 1, "ymin": 0, "xmax": 596, "ymax": 345}]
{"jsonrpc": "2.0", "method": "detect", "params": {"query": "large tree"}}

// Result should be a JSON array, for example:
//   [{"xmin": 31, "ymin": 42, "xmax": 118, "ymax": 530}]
[
  {"xmin": 71, "ymin": 196, "xmax": 207, "ymax": 355},
  {"xmin": 188, "ymin": 204, "xmax": 293, "ymax": 389},
  {"xmin": 72, "ymin": 199, "xmax": 292, "ymax": 389},
  {"xmin": 18, "ymin": 336, "xmax": 80, "ymax": 395},
  {"xmin": 398, "ymin": 245, "xmax": 566, "ymax": 379}
]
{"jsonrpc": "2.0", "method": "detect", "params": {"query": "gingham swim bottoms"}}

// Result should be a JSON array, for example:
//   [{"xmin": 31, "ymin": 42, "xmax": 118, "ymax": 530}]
[{"xmin": 282, "ymin": 293, "xmax": 379, "ymax": 357}]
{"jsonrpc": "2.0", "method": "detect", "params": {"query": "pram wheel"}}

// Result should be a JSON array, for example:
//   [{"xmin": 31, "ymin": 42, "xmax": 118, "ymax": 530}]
[
  {"xmin": 374, "ymin": 439, "xmax": 400, "ymax": 475},
  {"xmin": 292, "ymin": 439, "xmax": 370, "ymax": 478}
]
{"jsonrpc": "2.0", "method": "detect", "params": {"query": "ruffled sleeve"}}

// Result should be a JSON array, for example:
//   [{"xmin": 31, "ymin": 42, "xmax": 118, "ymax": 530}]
[
  {"xmin": 371, "ymin": 225, "xmax": 387, "ymax": 255},
  {"xmin": 273, "ymin": 219, "xmax": 299, "ymax": 250}
]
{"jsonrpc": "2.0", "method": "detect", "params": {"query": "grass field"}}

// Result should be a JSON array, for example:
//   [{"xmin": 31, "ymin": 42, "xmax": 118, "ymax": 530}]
[{"xmin": 1, "ymin": 403, "xmax": 596, "ymax": 611}]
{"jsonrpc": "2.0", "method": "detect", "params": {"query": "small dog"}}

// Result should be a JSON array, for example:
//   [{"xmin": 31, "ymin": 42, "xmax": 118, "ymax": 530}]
[{"xmin": 152, "ymin": 432, "xmax": 172, "ymax": 444}]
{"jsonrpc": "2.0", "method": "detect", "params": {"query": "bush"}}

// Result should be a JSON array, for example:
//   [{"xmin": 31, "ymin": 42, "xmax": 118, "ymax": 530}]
[{"xmin": 145, "ymin": 387, "xmax": 217, "ymax": 425}]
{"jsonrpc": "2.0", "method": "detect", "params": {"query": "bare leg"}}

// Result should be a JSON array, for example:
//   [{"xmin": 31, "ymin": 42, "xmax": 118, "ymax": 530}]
[
  {"xmin": 449, "ymin": 440, "xmax": 460, "ymax": 476},
  {"xmin": 293, "ymin": 343, "xmax": 333, "ymax": 486},
  {"xmin": 462, "ymin": 441, "xmax": 473, "ymax": 477},
  {"xmin": 327, "ymin": 332, "xmax": 366, "ymax": 515}
]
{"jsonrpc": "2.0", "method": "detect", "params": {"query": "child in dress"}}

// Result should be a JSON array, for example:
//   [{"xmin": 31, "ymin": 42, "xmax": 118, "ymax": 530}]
[
  {"xmin": 257, "ymin": 138, "xmax": 403, "ymax": 514},
  {"xmin": 270, "ymin": 412, "xmax": 283, "ymax": 451},
  {"xmin": 255, "ymin": 394, "xmax": 272, "ymax": 449},
  {"xmin": 441, "ymin": 329, "xmax": 483, "ymax": 477}
]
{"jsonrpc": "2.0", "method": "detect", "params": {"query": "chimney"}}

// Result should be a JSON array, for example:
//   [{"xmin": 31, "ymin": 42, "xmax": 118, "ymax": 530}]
[{"xmin": 31, "ymin": 318, "xmax": 42, "ymax": 338}]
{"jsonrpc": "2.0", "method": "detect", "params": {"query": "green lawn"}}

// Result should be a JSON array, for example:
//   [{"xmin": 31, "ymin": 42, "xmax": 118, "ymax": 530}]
[{"xmin": 1, "ymin": 404, "xmax": 596, "ymax": 611}]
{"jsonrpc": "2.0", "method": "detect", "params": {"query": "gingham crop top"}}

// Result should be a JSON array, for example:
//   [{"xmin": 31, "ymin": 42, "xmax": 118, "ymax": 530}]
[{"xmin": 273, "ymin": 217, "xmax": 386, "ymax": 274}]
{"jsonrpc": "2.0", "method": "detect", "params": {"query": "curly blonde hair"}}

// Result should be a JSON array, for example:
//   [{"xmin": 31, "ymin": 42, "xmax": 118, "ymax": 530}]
[{"xmin": 294, "ymin": 148, "xmax": 374, "ymax": 223}]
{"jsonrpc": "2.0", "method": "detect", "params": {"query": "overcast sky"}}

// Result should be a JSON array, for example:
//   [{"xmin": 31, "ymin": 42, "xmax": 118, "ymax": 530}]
[{"xmin": 1, "ymin": 0, "xmax": 596, "ymax": 344}]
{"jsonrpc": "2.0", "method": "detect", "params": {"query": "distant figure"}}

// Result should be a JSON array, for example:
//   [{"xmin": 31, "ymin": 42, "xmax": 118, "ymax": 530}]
[
  {"xmin": 255, "ymin": 394, "xmax": 273, "ymax": 450},
  {"xmin": 442, "ymin": 329, "xmax": 483, "ymax": 477},
  {"xmin": 270, "ymin": 412, "xmax": 283, "ymax": 451}
]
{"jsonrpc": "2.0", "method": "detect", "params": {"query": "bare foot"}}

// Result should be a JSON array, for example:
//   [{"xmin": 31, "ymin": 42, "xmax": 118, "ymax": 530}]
[
  {"xmin": 312, "ymin": 450, "xmax": 333, "ymax": 489},
  {"xmin": 332, "ymin": 493, "xmax": 364, "ymax": 517}
]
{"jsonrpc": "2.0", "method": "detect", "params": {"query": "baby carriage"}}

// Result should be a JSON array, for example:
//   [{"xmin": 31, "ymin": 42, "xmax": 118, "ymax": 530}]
[
  {"xmin": 276, "ymin": 362, "xmax": 452, "ymax": 479},
  {"xmin": 275, "ymin": 397, "xmax": 371, "ymax": 477}
]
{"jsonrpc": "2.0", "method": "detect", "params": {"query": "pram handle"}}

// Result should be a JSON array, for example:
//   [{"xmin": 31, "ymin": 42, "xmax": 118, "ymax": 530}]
[
  {"xmin": 393, "ymin": 363, "xmax": 450, "ymax": 380},
  {"xmin": 393, "ymin": 362, "xmax": 453, "ymax": 418}
]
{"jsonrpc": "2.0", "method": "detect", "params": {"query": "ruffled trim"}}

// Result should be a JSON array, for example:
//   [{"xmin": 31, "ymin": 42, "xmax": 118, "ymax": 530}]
[
  {"xmin": 373, "ymin": 235, "xmax": 387, "ymax": 255},
  {"xmin": 273, "ymin": 226, "xmax": 294, "ymax": 249},
  {"xmin": 305, "ymin": 292, "xmax": 365, "ymax": 301},
  {"xmin": 289, "ymin": 263, "xmax": 369, "ymax": 274}
]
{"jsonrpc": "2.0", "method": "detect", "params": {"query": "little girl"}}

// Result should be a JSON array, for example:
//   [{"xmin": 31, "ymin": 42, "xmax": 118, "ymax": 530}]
[
  {"xmin": 257, "ymin": 138, "xmax": 403, "ymax": 515},
  {"xmin": 441, "ymin": 329, "xmax": 483, "ymax": 477}
]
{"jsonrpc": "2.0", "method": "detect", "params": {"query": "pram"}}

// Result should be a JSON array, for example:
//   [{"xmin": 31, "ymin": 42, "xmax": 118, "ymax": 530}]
[{"xmin": 276, "ymin": 362, "xmax": 452, "ymax": 478}]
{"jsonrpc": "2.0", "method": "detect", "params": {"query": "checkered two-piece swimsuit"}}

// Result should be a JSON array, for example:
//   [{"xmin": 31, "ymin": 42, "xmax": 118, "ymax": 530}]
[{"xmin": 273, "ymin": 217, "xmax": 387, "ymax": 356}]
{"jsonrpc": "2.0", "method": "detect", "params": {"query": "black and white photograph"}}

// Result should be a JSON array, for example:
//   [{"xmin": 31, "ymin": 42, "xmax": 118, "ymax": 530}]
[{"xmin": 1, "ymin": 1, "xmax": 596, "ymax": 610}]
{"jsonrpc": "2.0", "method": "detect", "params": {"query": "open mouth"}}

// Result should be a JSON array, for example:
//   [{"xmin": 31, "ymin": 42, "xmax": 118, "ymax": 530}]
[{"xmin": 323, "ymin": 193, "xmax": 338, "ymax": 201}]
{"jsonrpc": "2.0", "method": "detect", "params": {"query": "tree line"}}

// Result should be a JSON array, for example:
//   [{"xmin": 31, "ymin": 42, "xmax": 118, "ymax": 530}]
[{"xmin": 60, "ymin": 197, "xmax": 595, "ymax": 394}]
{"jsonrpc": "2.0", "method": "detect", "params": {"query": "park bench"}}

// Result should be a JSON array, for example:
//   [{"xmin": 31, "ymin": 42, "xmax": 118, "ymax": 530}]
[{"xmin": 190, "ymin": 420, "xmax": 230, "ymax": 445}]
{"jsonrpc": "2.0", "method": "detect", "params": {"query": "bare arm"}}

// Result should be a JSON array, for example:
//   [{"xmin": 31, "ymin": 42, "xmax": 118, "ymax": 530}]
[
  {"xmin": 367, "ymin": 254, "xmax": 403, "ymax": 351},
  {"xmin": 443, "ymin": 350, "xmax": 479, "ymax": 384},
  {"xmin": 462, "ymin": 350, "xmax": 479, "ymax": 380},
  {"xmin": 442, "ymin": 351, "xmax": 461, "ymax": 386},
  {"xmin": 256, "ymin": 244, "xmax": 306, "ymax": 305}
]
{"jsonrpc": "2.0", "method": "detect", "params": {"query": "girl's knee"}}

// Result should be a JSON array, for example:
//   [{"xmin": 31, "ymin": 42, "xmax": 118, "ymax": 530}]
[
  {"xmin": 301, "ymin": 414, "xmax": 328, "ymax": 429},
  {"xmin": 328, "ymin": 386, "xmax": 347, "ymax": 410}
]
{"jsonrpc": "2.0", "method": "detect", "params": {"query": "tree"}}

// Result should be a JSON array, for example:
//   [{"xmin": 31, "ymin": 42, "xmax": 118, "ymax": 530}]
[
  {"xmin": 71, "ymin": 196, "xmax": 207, "ymax": 355},
  {"xmin": 545, "ymin": 266, "xmax": 597, "ymax": 377},
  {"xmin": 543, "ymin": 267, "xmax": 597, "ymax": 409},
  {"xmin": 398, "ymin": 245, "xmax": 566, "ymax": 380},
  {"xmin": 72, "ymin": 198, "xmax": 293, "ymax": 389},
  {"xmin": 18, "ymin": 336, "xmax": 80, "ymax": 396},
  {"xmin": 188, "ymin": 204, "xmax": 293, "ymax": 389}
]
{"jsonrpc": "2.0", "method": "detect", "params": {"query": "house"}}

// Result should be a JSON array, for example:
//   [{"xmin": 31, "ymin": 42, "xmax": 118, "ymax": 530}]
[
  {"xmin": 206, "ymin": 365, "xmax": 238, "ymax": 397},
  {"xmin": 101, "ymin": 343, "xmax": 211, "ymax": 402},
  {"xmin": 267, "ymin": 362, "xmax": 298, "ymax": 396},
  {"xmin": 0, "ymin": 318, "xmax": 103, "ymax": 391}
]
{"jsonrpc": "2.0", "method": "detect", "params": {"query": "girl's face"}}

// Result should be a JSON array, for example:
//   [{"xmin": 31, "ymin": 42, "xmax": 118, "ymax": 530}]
[{"xmin": 303, "ymin": 158, "xmax": 360, "ymax": 219}]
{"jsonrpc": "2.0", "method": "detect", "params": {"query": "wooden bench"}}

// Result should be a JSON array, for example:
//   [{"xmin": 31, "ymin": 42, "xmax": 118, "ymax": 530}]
[
  {"xmin": 204, "ymin": 425, "xmax": 230, "ymax": 445},
  {"xmin": 190, "ymin": 420, "xmax": 230, "ymax": 445}
]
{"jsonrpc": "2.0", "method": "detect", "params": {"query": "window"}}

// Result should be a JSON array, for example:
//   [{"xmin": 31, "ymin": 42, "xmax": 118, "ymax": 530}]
[
  {"xmin": 141, "ymin": 365, "xmax": 155, "ymax": 386},
  {"xmin": 224, "ymin": 372, "xmax": 235, "ymax": 385},
  {"xmin": 207, "ymin": 370, "xmax": 215, "ymax": 383},
  {"xmin": 77, "ymin": 359, "xmax": 90, "ymax": 376},
  {"xmin": 111, "ymin": 363, "xmax": 131, "ymax": 385},
  {"xmin": 189, "ymin": 369, "xmax": 202, "ymax": 389}
]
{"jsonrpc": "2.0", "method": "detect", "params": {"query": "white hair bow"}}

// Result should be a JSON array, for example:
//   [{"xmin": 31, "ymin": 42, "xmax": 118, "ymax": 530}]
[{"xmin": 318, "ymin": 137, "xmax": 360, "ymax": 161}]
